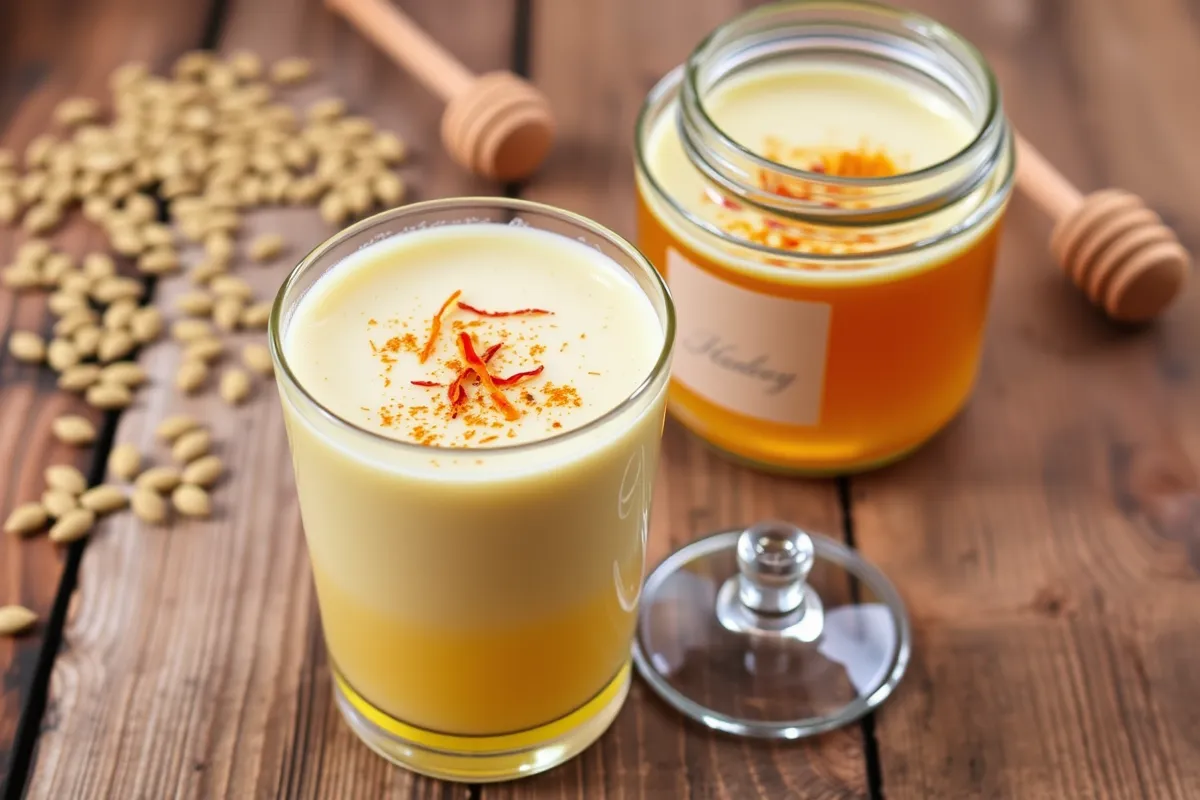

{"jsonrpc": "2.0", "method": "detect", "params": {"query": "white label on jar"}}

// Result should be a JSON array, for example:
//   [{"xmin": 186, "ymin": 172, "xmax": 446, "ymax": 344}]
[{"xmin": 666, "ymin": 247, "xmax": 831, "ymax": 427}]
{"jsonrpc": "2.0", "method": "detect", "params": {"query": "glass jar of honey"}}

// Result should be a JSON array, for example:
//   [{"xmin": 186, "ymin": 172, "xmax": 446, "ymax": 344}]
[{"xmin": 635, "ymin": 0, "xmax": 1014, "ymax": 474}]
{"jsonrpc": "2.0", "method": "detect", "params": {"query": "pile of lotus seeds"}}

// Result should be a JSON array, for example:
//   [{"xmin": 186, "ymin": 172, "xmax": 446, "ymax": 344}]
[{"xmin": 0, "ymin": 51, "xmax": 411, "ymax": 636}]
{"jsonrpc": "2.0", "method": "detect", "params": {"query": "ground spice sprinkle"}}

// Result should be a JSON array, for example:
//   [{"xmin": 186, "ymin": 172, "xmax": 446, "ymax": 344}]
[{"xmin": 364, "ymin": 292, "xmax": 587, "ymax": 445}]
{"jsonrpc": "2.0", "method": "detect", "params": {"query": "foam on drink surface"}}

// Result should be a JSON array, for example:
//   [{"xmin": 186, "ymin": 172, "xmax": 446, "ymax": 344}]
[{"xmin": 285, "ymin": 223, "xmax": 664, "ymax": 449}]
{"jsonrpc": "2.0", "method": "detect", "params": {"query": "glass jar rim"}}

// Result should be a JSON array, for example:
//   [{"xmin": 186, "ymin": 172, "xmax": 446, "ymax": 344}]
[
  {"xmin": 682, "ymin": 0, "xmax": 1003, "ymax": 191},
  {"xmin": 634, "ymin": 0, "xmax": 1016, "ymax": 267},
  {"xmin": 269, "ymin": 197, "xmax": 676, "ymax": 457}
]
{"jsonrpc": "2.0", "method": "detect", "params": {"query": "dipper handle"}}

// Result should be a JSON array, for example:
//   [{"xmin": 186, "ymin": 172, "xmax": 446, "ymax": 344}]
[
  {"xmin": 1014, "ymin": 131, "xmax": 1083, "ymax": 218},
  {"xmin": 325, "ymin": 0, "xmax": 474, "ymax": 101},
  {"xmin": 1015, "ymin": 132, "xmax": 1190, "ymax": 323},
  {"xmin": 326, "ymin": 0, "xmax": 556, "ymax": 182}
]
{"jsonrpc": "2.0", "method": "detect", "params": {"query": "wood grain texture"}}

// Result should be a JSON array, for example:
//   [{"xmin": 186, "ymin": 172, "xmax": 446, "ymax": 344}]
[
  {"xmin": 483, "ymin": 2, "xmax": 866, "ymax": 798},
  {"xmin": 7, "ymin": 0, "xmax": 1199, "ymax": 798},
  {"xmin": 21, "ymin": 0, "xmax": 509, "ymax": 797},
  {"xmin": 0, "ymin": 0, "xmax": 217, "ymax": 790},
  {"xmin": 849, "ymin": 0, "xmax": 1200, "ymax": 798}
]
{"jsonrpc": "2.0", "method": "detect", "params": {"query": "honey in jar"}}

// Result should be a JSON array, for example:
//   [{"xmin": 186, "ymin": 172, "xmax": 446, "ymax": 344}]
[{"xmin": 635, "ymin": 0, "xmax": 1014, "ymax": 474}]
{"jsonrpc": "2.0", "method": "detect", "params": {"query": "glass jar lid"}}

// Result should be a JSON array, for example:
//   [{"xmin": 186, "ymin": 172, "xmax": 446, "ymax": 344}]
[{"xmin": 632, "ymin": 521, "xmax": 911, "ymax": 739}]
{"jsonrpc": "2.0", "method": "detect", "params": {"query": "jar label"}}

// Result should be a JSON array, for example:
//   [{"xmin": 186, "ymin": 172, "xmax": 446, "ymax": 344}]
[{"xmin": 666, "ymin": 248, "xmax": 831, "ymax": 426}]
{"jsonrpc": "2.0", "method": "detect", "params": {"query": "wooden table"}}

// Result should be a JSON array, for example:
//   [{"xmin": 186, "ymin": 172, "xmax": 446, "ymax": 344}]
[{"xmin": 2, "ymin": 0, "xmax": 1198, "ymax": 797}]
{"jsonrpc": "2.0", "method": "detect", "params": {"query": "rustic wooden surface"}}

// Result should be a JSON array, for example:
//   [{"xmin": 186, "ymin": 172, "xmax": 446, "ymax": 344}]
[
  {"xmin": 12, "ymin": 1, "xmax": 503, "ymax": 798},
  {"xmin": 0, "ymin": 0, "xmax": 219, "ymax": 790},
  {"xmin": 0, "ymin": 0, "xmax": 1197, "ymax": 798},
  {"xmin": 850, "ymin": 2, "xmax": 1200, "ymax": 798}
]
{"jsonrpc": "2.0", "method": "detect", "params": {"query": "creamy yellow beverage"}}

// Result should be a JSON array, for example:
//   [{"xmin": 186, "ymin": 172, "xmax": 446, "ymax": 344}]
[
  {"xmin": 287, "ymin": 225, "xmax": 661, "ymax": 449},
  {"xmin": 273, "ymin": 202, "xmax": 673, "ymax": 780},
  {"xmin": 636, "ymin": 47, "xmax": 1011, "ymax": 472}
]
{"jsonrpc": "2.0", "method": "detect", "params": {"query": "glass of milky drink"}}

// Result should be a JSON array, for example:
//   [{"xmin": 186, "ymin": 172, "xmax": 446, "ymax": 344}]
[
  {"xmin": 635, "ymin": 0, "xmax": 1014, "ymax": 474},
  {"xmin": 270, "ymin": 198, "xmax": 674, "ymax": 782}
]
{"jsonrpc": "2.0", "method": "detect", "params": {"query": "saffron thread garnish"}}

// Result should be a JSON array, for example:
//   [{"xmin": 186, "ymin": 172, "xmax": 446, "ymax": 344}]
[
  {"xmin": 448, "ymin": 342, "xmax": 502, "ymax": 408},
  {"xmin": 457, "ymin": 301, "xmax": 552, "ymax": 318},
  {"xmin": 459, "ymin": 333, "xmax": 520, "ymax": 420},
  {"xmin": 402, "ymin": 297, "xmax": 559, "ymax": 435},
  {"xmin": 493, "ymin": 365, "xmax": 544, "ymax": 387},
  {"xmin": 419, "ymin": 289, "xmax": 462, "ymax": 363}
]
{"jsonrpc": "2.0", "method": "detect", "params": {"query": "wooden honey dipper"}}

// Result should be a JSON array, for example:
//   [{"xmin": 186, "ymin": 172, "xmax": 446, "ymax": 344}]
[
  {"xmin": 1016, "ymin": 132, "xmax": 1191, "ymax": 323},
  {"xmin": 325, "ymin": 0, "xmax": 555, "ymax": 182}
]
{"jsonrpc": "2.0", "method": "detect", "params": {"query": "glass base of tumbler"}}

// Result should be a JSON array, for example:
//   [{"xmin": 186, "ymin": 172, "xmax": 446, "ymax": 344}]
[{"xmin": 332, "ymin": 661, "xmax": 630, "ymax": 783}]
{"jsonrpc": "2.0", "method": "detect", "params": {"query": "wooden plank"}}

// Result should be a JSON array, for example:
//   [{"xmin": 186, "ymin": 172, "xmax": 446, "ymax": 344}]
[
  {"xmin": 851, "ymin": 0, "xmax": 1200, "ymax": 798},
  {"xmin": 484, "ymin": 2, "xmax": 863, "ymax": 798},
  {"xmin": 0, "ymin": 0, "xmax": 218, "ymax": 790},
  {"xmin": 21, "ymin": 0, "xmax": 510, "ymax": 797}
]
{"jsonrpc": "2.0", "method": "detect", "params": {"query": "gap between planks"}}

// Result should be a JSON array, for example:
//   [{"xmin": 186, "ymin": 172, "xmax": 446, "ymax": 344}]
[{"xmin": 838, "ymin": 476, "xmax": 885, "ymax": 800}]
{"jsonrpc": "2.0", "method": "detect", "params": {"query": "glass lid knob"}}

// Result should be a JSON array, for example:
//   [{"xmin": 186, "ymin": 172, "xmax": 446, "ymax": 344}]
[
  {"xmin": 717, "ymin": 522, "xmax": 824, "ymax": 641},
  {"xmin": 633, "ymin": 521, "xmax": 912, "ymax": 740}
]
